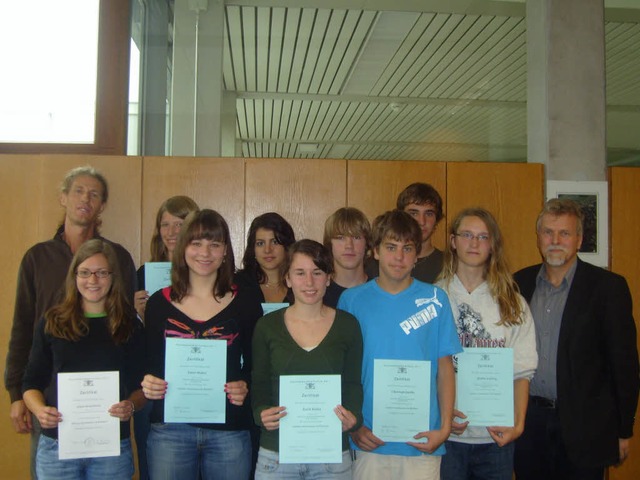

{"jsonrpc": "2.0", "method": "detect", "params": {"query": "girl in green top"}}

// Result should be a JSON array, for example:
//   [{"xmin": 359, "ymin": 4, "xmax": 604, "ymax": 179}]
[{"xmin": 252, "ymin": 239, "xmax": 364, "ymax": 479}]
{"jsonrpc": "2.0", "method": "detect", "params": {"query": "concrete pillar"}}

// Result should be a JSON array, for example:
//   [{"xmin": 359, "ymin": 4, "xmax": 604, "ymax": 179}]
[
  {"xmin": 222, "ymin": 91, "xmax": 241, "ymax": 156},
  {"xmin": 140, "ymin": 0, "xmax": 169, "ymax": 156},
  {"xmin": 527, "ymin": 0, "xmax": 606, "ymax": 181},
  {"xmin": 170, "ymin": 0, "xmax": 225, "ymax": 156}
]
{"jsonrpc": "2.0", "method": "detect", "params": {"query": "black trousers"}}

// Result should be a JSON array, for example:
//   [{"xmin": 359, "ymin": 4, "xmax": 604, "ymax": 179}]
[{"xmin": 514, "ymin": 400, "xmax": 604, "ymax": 480}]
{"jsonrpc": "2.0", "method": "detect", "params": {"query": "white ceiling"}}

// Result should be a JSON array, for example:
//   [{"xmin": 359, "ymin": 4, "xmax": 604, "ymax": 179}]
[{"xmin": 217, "ymin": 0, "xmax": 640, "ymax": 164}]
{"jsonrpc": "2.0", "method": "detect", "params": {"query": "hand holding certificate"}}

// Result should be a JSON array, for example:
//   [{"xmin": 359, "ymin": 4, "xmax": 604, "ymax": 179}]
[
  {"xmin": 144, "ymin": 262, "xmax": 172, "ymax": 295},
  {"xmin": 164, "ymin": 338, "xmax": 228, "ymax": 423},
  {"xmin": 279, "ymin": 375, "xmax": 342, "ymax": 464},
  {"xmin": 57, "ymin": 371, "xmax": 120, "ymax": 460},
  {"xmin": 372, "ymin": 359, "xmax": 430, "ymax": 443},
  {"xmin": 455, "ymin": 347, "xmax": 514, "ymax": 427}
]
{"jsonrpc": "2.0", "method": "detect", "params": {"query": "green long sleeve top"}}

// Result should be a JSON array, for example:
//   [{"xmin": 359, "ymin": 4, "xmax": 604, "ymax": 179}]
[{"xmin": 251, "ymin": 308, "xmax": 364, "ymax": 453}]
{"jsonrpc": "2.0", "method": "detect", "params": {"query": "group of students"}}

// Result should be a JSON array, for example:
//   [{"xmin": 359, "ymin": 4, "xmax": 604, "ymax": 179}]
[{"xmin": 9, "ymin": 166, "xmax": 545, "ymax": 480}]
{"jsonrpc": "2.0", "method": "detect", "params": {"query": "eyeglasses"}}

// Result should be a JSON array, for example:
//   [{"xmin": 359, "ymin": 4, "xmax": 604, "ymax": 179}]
[
  {"xmin": 76, "ymin": 269, "xmax": 112, "ymax": 279},
  {"xmin": 455, "ymin": 232, "xmax": 490, "ymax": 242}
]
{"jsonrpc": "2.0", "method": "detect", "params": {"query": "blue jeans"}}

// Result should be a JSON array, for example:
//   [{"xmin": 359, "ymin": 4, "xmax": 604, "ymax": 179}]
[
  {"xmin": 441, "ymin": 440, "xmax": 514, "ymax": 480},
  {"xmin": 147, "ymin": 423, "xmax": 251, "ymax": 480},
  {"xmin": 255, "ymin": 447, "xmax": 353, "ymax": 479},
  {"xmin": 36, "ymin": 435, "xmax": 134, "ymax": 480}
]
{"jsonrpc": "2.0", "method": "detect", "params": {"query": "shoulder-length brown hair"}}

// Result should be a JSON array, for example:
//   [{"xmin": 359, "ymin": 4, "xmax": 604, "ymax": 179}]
[
  {"xmin": 171, "ymin": 209, "xmax": 235, "ymax": 302},
  {"xmin": 150, "ymin": 196, "xmax": 200, "ymax": 261},
  {"xmin": 45, "ymin": 239, "xmax": 134, "ymax": 344},
  {"xmin": 439, "ymin": 207, "xmax": 524, "ymax": 326}
]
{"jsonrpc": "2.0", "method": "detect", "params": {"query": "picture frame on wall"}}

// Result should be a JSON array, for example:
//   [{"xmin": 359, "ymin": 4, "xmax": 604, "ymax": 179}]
[{"xmin": 546, "ymin": 180, "xmax": 608, "ymax": 268}]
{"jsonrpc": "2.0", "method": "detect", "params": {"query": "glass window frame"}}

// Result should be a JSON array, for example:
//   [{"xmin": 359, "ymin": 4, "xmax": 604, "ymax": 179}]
[{"xmin": 0, "ymin": 0, "xmax": 131, "ymax": 155}]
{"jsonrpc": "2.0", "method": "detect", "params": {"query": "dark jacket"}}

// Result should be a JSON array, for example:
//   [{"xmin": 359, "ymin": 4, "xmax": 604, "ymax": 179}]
[
  {"xmin": 4, "ymin": 226, "xmax": 136, "ymax": 402},
  {"xmin": 514, "ymin": 259, "xmax": 639, "ymax": 467}
]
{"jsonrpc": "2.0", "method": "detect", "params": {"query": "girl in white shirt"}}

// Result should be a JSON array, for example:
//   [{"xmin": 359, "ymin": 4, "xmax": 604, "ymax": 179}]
[{"xmin": 437, "ymin": 207, "xmax": 537, "ymax": 480}]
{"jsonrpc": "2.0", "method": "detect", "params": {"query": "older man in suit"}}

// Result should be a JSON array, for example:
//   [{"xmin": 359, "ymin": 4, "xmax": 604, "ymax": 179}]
[{"xmin": 513, "ymin": 198, "xmax": 639, "ymax": 480}]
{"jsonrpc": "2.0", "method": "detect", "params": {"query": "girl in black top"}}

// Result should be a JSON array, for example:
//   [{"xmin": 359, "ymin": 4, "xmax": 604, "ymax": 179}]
[
  {"xmin": 141, "ymin": 209, "xmax": 262, "ymax": 480},
  {"xmin": 23, "ymin": 239, "xmax": 145, "ymax": 480}
]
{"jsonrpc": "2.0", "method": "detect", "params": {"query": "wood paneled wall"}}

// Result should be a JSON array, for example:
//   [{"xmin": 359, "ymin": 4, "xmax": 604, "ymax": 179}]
[
  {"xmin": 609, "ymin": 167, "xmax": 640, "ymax": 480},
  {"xmin": 446, "ymin": 162, "xmax": 544, "ymax": 272},
  {"xmin": 347, "ymin": 161, "xmax": 447, "ymax": 250},
  {"xmin": 245, "ymin": 158, "xmax": 347, "ymax": 255},
  {"xmin": 141, "ymin": 157, "xmax": 246, "ymax": 264},
  {"xmin": 3, "ymin": 155, "xmax": 636, "ymax": 480}
]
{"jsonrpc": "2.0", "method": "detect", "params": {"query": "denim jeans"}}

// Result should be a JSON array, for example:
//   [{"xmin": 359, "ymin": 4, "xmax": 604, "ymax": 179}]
[
  {"xmin": 147, "ymin": 423, "xmax": 251, "ymax": 480},
  {"xmin": 35, "ymin": 435, "xmax": 134, "ymax": 480},
  {"xmin": 255, "ymin": 447, "xmax": 352, "ymax": 480},
  {"xmin": 440, "ymin": 440, "xmax": 514, "ymax": 480}
]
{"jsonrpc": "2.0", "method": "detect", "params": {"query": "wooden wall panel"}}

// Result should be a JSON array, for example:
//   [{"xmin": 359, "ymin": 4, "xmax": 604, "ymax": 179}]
[
  {"xmin": 141, "ymin": 157, "xmax": 246, "ymax": 265},
  {"xmin": 0, "ymin": 154, "xmax": 141, "ymax": 479},
  {"xmin": 609, "ymin": 167, "xmax": 640, "ymax": 480},
  {"xmin": 446, "ymin": 162, "xmax": 544, "ymax": 273},
  {"xmin": 347, "ymin": 160, "xmax": 447, "ymax": 250},
  {"xmin": 245, "ymin": 158, "xmax": 347, "ymax": 246},
  {"xmin": 0, "ymin": 156, "xmax": 42, "ymax": 479}
]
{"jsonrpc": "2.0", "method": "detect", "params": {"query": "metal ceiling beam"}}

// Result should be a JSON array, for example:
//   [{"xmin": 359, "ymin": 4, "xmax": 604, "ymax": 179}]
[
  {"xmin": 236, "ymin": 91, "xmax": 525, "ymax": 108},
  {"xmin": 225, "ymin": 0, "xmax": 526, "ymax": 17},
  {"xmin": 240, "ymin": 137, "xmax": 526, "ymax": 148},
  {"xmin": 236, "ymin": 92, "xmax": 640, "ymax": 111},
  {"xmin": 224, "ymin": 0, "xmax": 640, "ymax": 22}
]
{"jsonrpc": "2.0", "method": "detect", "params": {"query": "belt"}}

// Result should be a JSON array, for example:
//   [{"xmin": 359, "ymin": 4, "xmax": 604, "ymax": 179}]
[{"xmin": 530, "ymin": 395, "xmax": 557, "ymax": 409}]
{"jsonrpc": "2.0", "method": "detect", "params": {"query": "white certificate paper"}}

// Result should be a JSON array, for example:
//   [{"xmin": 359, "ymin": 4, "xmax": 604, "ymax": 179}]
[
  {"xmin": 373, "ymin": 359, "xmax": 430, "ymax": 443},
  {"xmin": 57, "ymin": 371, "xmax": 120, "ymax": 459},
  {"xmin": 456, "ymin": 347, "xmax": 514, "ymax": 427},
  {"xmin": 164, "ymin": 338, "xmax": 227, "ymax": 423},
  {"xmin": 279, "ymin": 375, "xmax": 342, "ymax": 464},
  {"xmin": 144, "ymin": 261, "xmax": 172, "ymax": 295}
]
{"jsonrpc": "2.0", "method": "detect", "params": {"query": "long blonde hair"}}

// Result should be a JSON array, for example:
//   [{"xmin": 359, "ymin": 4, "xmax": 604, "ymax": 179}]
[
  {"xmin": 45, "ymin": 239, "xmax": 134, "ymax": 343},
  {"xmin": 439, "ymin": 207, "xmax": 524, "ymax": 326}
]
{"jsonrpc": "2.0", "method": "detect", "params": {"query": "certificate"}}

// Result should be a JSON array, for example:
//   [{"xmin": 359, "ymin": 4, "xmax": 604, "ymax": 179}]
[
  {"xmin": 279, "ymin": 375, "xmax": 342, "ymax": 464},
  {"xmin": 144, "ymin": 262, "xmax": 172, "ymax": 295},
  {"xmin": 57, "ymin": 371, "xmax": 120, "ymax": 459},
  {"xmin": 455, "ymin": 347, "xmax": 514, "ymax": 426},
  {"xmin": 164, "ymin": 338, "xmax": 227, "ymax": 423},
  {"xmin": 261, "ymin": 302, "xmax": 289, "ymax": 315},
  {"xmin": 372, "ymin": 359, "xmax": 430, "ymax": 443}
]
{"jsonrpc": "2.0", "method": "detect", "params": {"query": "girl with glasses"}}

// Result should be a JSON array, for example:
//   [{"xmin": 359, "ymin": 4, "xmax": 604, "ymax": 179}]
[
  {"xmin": 436, "ymin": 208, "xmax": 538, "ymax": 480},
  {"xmin": 22, "ymin": 239, "xmax": 145, "ymax": 480}
]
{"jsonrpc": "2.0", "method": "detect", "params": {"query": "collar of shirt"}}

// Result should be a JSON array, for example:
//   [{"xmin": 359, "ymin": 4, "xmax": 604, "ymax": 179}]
[{"xmin": 535, "ymin": 258, "xmax": 578, "ymax": 292}]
